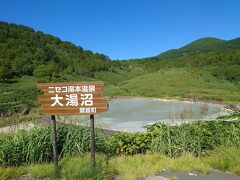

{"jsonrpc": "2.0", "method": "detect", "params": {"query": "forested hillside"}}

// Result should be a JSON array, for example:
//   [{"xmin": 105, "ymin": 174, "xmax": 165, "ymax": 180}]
[
  {"xmin": 124, "ymin": 37, "xmax": 240, "ymax": 83},
  {"xmin": 0, "ymin": 21, "xmax": 115, "ymax": 81},
  {"xmin": 0, "ymin": 21, "xmax": 239, "ymax": 115}
]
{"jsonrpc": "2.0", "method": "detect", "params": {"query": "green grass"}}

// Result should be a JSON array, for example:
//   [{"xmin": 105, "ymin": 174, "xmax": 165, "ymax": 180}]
[
  {"xmin": 0, "ymin": 163, "xmax": 56, "ymax": 180},
  {"xmin": 167, "ymin": 153, "xmax": 209, "ymax": 173},
  {"xmin": 95, "ymin": 71, "xmax": 129, "ymax": 85},
  {"xmin": 205, "ymin": 146, "xmax": 240, "ymax": 174},
  {"xmin": 0, "ymin": 166, "xmax": 27, "ymax": 180},
  {"xmin": 0, "ymin": 125, "xmax": 112, "ymax": 166},
  {"xmin": 110, "ymin": 153, "xmax": 170, "ymax": 180},
  {"xmin": 119, "ymin": 68, "xmax": 240, "ymax": 104},
  {"xmin": 103, "ymin": 84, "xmax": 128, "ymax": 98},
  {"xmin": 27, "ymin": 164, "xmax": 55, "ymax": 178},
  {"xmin": 1, "ymin": 147, "xmax": 240, "ymax": 180},
  {"xmin": 110, "ymin": 153, "xmax": 209, "ymax": 180},
  {"xmin": 1, "ymin": 120, "xmax": 239, "ymax": 166},
  {"xmin": 61, "ymin": 154, "xmax": 115, "ymax": 180},
  {"xmin": 0, "ymin": 154, "xmax": 114, "ymax": 180}
]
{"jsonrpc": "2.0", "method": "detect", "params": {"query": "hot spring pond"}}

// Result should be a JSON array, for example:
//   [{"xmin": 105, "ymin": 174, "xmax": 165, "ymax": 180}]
[{"xmin": 68, "ymin": 98, "xmax": 225, "ymax": 132}]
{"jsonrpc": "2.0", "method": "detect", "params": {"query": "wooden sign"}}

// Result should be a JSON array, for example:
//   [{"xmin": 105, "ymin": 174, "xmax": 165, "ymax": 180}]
[{"xmin": 37, "ymin": 81, "xmax": 108, "ymax": 115}]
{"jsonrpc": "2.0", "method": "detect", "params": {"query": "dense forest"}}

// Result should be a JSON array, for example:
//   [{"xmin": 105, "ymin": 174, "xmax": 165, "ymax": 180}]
[
  {"xmin": 0, "ymin": 21, "xmax": 114, "ymax": 82},
  {"xmin": 0, "ymin": 21, "xmax": 239, "ymax": 115}
]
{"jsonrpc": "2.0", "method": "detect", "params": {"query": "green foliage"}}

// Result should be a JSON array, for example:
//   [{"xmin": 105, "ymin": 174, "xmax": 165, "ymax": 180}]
[
  {"xmin": 110, "ymin": 120, "xmax": 240, "ymax": 157},
  {"xmin": 0, "ymin": 21, "xmax": 240, "ymax": 112},
  {"xmin": 0, "ymin": 125, "xmax": 110, "ymax": 166},
  {"xmin": 0, "ymin": 76, "xmax": 39, "ymax": 115},
  {"xmin": 0, "ymin": 154, "xmax": 114, "ymax": 180},
  {"xmin": 110, "ymin": 153, "xmax": 170, "ymax": 180},
  {"xmin": 0, "ymin": 166, "xmax": 27, "ymax": 180},
  {"xmin": 125, "ymin": 39, "xmax": 240, "ymax": 83},
  {"xmin": 205, "ymin": 146, "xmax": 240, "ymax": 174},
  {"xmin": 118, "ymin": 69, "xmax": 240, "ymax": 103},
  {"xmin": 0, "ymin": 21, "xmax": 112, "ymax": 81},
  {"xmin": 110, "ymin": 153, "xmax": 209, "ymax": 180},
  {"xmin": 1, "ymin": 120, "xmax": 240, "ymax": 166},
  {"xmin": 61, "ymin": 154, "xmax": 115, "ymax": 180},
  {"xmin": 147, "ymin": 120, "xmax": 240, "ymax": 157},
  {"xmin": 33, "ymin": 63, "xmax": 62, "ymax": 82},
  {"xmin": 156, "ymin": 37, "xmax": 226, "ymax": 59},
  {"xmin": 27, "ymin": 164, "xmax": 55, "ymax": 179},
  {"xmin": 109, "ymin": 132, "xmax": 150, "ymax": 155},
  {"xmin": 0, "ymin": 147, "xmax": 240, "ymax": 179}
]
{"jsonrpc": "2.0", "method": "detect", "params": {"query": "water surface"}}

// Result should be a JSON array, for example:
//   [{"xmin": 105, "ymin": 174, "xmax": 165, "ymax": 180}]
[{"xmin": 69, "ymin": 98, "xmax": 225, "ymax": 132}]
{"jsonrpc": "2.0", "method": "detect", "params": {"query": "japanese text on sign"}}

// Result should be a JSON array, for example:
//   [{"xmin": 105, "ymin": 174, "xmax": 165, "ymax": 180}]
[
  {"xmin": 49, "ymin": 85, "xmax": 96, "ymax": 114},
  {"xmin": 37, "ymin": 82, "xmax": 107, "ymax": 115}
]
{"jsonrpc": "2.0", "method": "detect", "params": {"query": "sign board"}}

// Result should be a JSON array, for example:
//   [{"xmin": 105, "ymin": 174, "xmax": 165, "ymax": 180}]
[{"xmin": 37, "ymin": 81, "xmax": 108, "ymax": 115}]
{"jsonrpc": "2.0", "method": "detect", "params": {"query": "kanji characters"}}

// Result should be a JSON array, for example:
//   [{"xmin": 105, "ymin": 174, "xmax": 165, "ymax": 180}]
[
  {"xmin": 67, "ymin": 86, "xmax": 75, "ymax": 92},
  {"xmin": 51, "ymin": 94, "xmax": 64, "ymax": 106},
  {"xmin": 81, "ymin": 94, "xmax": 93, "ymax": 106},
  {"xmin": 80, "ymin": 107, "xmax": 96, "ymax": 113},
  {"xmin": 66, "ymin": 94, "xmax": 78, "ymax": 106},
  {"xmin": 88, "ymin": 85, "xmax": 95, "ymax": 92},
  {"xmin": 82, "ymin": 85, "xmax": 89, "ymax": 92}
]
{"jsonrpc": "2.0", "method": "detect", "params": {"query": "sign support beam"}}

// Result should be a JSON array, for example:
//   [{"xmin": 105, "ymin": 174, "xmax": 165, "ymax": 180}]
[
  {"xmin": 90, "ymin": 114, "xmax": 96, "ymax": 168},
  {"xmin": 51, "ymin": 115, "xmax": 58, "ymax": 172}
]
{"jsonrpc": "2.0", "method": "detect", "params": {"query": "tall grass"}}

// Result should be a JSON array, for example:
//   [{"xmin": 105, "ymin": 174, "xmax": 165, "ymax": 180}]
[
  {"xmin": 110, "ymin": 120, "xmax": 240, "ymax": 157},
  {"xmin": 147, "ymin": 120, "xmax": 240, "ymax": 157},
  {"xmin": 1, "ymin": 120, "xmax": 240, "ymax": 166},
  {"xmin": 0, "ymin": 125, "xmax": 110, "ymax": 166}
]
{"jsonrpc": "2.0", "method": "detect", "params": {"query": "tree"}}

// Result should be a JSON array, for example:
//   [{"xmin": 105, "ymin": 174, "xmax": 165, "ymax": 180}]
[
  {"xmin": 0, "ymin": 58, "xmax": 13, "ymax": 80},
  {"xmin": 33, "ymin": 63, "xmax": 61, "ymax": 82}
]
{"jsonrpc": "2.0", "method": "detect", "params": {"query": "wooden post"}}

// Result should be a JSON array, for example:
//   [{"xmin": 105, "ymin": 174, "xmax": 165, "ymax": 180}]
[
  {"xmin": 51, "ymin": 115, "xmax": 58, "ymax": 172},
  {"xmin": 90, "ymin": 114, "xmax": 96, "ymax": 167}
]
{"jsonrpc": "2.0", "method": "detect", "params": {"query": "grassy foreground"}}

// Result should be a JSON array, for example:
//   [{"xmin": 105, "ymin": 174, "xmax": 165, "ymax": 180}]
[{"xmin": 0, "ymin": 146, "xmax": 240, "ymax": 180}]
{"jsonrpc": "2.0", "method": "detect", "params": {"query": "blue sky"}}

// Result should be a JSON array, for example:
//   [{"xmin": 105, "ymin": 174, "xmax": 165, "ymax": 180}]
[{"xmin": 1, "ymin": 0, "xmax": 240, "ymax": 59}]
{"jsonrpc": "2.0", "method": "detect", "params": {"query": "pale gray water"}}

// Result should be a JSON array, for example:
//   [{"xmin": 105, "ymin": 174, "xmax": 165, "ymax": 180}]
[{"xmin": 68, "ymin": 98, "xmax": 225, "ymax": 132}]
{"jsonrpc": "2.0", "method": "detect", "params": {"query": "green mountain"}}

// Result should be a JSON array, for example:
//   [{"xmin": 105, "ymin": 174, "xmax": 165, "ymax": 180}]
[
  {"xmin": 0, "ymin": 21, "xmax": 113, "ymax": 81},
  {"xmin": 126, "ymin": 36, "xmax": 240, "ymax": 83},
  {"xmin": 156, "ymin": 37, "xmax": 240, "ymax": 60},
  {"xmin": 0, "ymin": 21, "xmax": 239, "ymax": 115}
]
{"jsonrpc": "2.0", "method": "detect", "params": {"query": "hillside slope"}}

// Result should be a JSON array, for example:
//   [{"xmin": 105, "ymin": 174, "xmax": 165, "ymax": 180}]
[
  {"xmin": 124, "ymin": 37, "xmax": 240, "ymax": 83},
  {"xmin": 0, "ymin": 21, "xmax": 118, "ymax": 81},
  {"xmin": 156, "ymin": 37, "xmax": 240, "ymax": 59},
  {"xmin": 119, "ymin": 68, "xmax": 240, "ymax": 103},
  {"xmin": 0, "ymin": 21, "xmax": 239, "ymax": 115}
]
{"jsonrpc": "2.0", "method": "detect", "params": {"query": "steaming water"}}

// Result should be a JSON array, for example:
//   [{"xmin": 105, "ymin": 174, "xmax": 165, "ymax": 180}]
[{"xmin": 68, "ymin": 98, "xmax": 226, "ymax": 132}]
